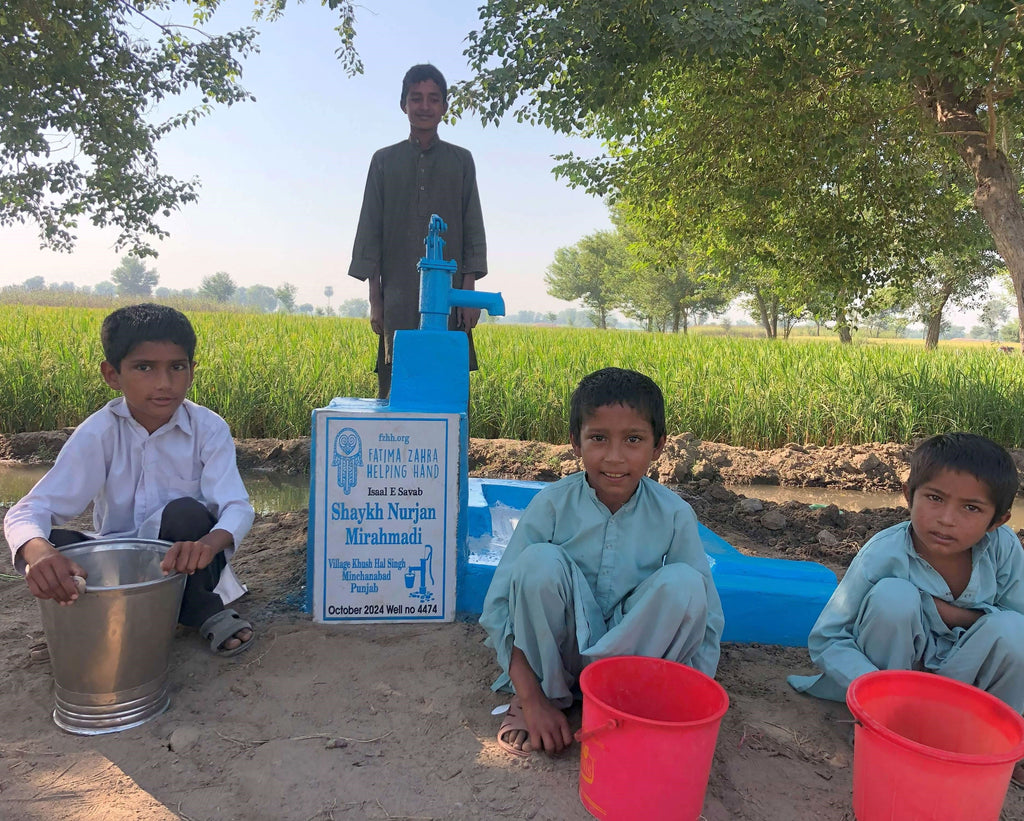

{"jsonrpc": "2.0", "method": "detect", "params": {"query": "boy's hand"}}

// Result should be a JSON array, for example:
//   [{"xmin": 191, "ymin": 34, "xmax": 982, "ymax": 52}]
[
  {"xmin": 932, "ymin": 596, "xmax": 983, "ymax": 630},
  {"xmin": 519, "ymin": 692, "xmax": 574, "ymax": 755},
  {"xmin": 369, "ymin": 302, "xmax": 384, "ymax": 336},
  {"xmin": 161, "ymin": 540, "xmax": 219, "ymax": 575},
  {"xmin": 22, "ymin": 539, "xmax": 87, "ymax": 605},
  {"xmin": 368, "ymin": 273, "xmax": 384, "ymax": 335},
  {"xmin": 457, "ymin": 306, "xmax": 481, "ymax": 331}
]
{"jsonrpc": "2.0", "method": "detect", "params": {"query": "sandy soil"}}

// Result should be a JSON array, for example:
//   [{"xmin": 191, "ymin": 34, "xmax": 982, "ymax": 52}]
[{"xmin": 1, "ymin": 432, "xmax": 1022, "ymax": 821}]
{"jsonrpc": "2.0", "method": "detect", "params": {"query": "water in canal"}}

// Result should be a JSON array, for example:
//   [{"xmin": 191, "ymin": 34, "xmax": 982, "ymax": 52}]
[{"xmin": 4, "ymin": 464, "xmax": 1024, "ymax": 529}]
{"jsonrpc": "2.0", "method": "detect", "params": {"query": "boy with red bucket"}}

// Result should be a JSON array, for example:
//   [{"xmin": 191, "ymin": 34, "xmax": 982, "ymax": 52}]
[
  {"xmin": 788, "ymin": 432, "xmax": 1024, "ymax": 786},
  {"xmin": 479, "ymin": 367, "xmax": 724, "ymax": 757}
]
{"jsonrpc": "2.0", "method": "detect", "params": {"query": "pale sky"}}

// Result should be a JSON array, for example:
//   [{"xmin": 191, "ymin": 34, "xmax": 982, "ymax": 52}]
[{"xmin": 0, "ymin": 0, "xmax": 612, "ymax": 313}]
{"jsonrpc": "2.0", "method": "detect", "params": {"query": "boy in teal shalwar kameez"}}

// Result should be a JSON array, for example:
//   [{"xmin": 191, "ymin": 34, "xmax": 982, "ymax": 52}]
[{"xmin": 480, "ymin": 368, "xmax": 723, "ymax": 757}]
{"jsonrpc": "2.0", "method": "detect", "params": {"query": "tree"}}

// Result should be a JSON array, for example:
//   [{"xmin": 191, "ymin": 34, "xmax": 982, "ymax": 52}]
[
  {"xmin": 339, "ymin": 298, "xmax": 368, "ymax": 318},
  {"xmin": 549, "ymin": 65, "xmax": 979, "ymax": 342},
  {"xmin": 2, "ymin": 0, "xmax": 361, "ymax": 256},
  {"xmin": 275, "ymin": 282, "xmax": 298, "ymax": 312},
  {"xmin": 557, "ymin": 308, "xmax": 581, "ymax": 326},
  {"xmin": 94, "ymin": 280, "xmax": 116, "ymax": 297},
  {"xmin": 545, "ymin": 230, "xmax": 628, "ymax": 328},
  {"xmin": 22, "ymin": 276, "xmax": 45, "ymax": 291},
  {"xmin": 110, "ymin": 255, "xmax": 158, "ymax": 296},
  {"xmin": 324, "ymin": 285, "xmax": 334, "ymax": 312},
  {"xmin": 614, "ymin": 203, "xmax": 732, "ymax": 332},
  {"xmin": 234, "ymin": 284, "xmax": 278, "ymax": 313},
  {"xmin": 199, "ymin": 271, "xmax": 237, "ymax": 302},
  {"xmin": 905, "ymin": 251, "xmax": 1001, "ymax": 349},
  {"xmin": 456, "ymin": 1, "xmax": 1024, "ymax": 346},
  {"xmin": 979, "ymin": 297, "xmax": 1011, "ymax": 341},
  {"xmin": 738, "ymin": 283, "xmax": 808, "ymax": 340}
]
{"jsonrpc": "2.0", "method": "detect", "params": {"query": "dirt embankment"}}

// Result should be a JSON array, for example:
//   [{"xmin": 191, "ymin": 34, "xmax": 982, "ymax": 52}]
[
  {"xmin": 8, "ymin": 429, "xmax": 1024, "ymax": 575},
  {"xmin": 1, "ymin": 429, "xmax": 921, "ymax": 490},
  {"xmin": 0, "ymin": 429, "xmax": 935, "ymax": 574}
]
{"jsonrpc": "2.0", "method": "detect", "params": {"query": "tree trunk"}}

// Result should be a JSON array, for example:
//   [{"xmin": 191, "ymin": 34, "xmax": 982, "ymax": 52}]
[
  {"xmin": 922, "ymin": 285, "xmax": 954, "ymax": 351},
  {"xmin": 753, "ymin": 286, "xmax": 776, "ymax": 338},
  {"xmin": 918, "ymin": 78, "xmax": 1024, "ymax": 350},
  {"xmin": 924, "ymin": 311, "xmax": 943, "ymax": 350}
]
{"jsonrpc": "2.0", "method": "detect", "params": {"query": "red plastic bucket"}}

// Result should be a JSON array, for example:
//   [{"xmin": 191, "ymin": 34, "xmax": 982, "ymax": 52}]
[
  {"xmin": 577, "ymin": 656, "xmax": 729, "ymax": 820},
  {"xmin": 846, "ymin": 670, "xmax": 1024, "ymax": 820}
]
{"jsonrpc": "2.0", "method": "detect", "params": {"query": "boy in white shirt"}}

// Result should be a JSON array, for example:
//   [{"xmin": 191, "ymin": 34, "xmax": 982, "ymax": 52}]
[{"xmin": 4, "ymin": 304, "xmax": 256, "ymax": 656}]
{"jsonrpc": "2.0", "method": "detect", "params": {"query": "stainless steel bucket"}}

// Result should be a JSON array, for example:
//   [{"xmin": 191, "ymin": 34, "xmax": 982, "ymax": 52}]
[{"xmin": 37, "ymin": 538, "xmax": 186, "ymax": 735}]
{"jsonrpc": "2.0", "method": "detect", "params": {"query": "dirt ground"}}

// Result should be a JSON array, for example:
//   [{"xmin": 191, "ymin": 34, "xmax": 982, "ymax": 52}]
[{"xmin": 1, "ymin": 431, "xmax": 1023, "ymax": 821}]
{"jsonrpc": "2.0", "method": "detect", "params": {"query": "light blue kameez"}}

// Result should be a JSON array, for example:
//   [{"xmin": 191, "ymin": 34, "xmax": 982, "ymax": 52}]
[
  {"xmin": 479, "ymin": 472, "xmax": 724, "ymax": 706},
  {"xmin": 788, "ymin": 521, "xmax": 1024, "ymax": 711}
]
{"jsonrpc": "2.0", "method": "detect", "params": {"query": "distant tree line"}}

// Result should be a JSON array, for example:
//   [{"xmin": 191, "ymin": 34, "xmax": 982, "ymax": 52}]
[
  {"xmin": 3, "ymin": 257, "xmax": 365, "ymax": 317},
  {"xmin": 545, "ymin": 207, "xmax": 1011, "ymax": 347}
]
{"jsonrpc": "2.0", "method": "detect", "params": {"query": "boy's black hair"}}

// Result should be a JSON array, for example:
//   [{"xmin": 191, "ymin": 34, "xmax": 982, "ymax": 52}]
[
  {"xmin": 101, "ymin": 303, "xmax": 197, "ymax": 371},
  {"xmin": 569, "ymin": 368, "xmax": 667, "ymax": 444},
  {"xmin": 401, "ymin": 64, "xmax": 447, "ymax": 106},
  {"xmin": 907, "ymin": 432, "xmax": 1019, "ymax": 522}
]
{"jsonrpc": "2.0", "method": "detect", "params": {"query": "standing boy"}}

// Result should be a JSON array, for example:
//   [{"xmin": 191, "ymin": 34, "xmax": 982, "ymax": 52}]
[
  {"xmin": 4, "ymin": 304, "xmax": 255, "ymax": 656},
  {"xmin": 788, "ymin": 433, "xmax": 1024, "ymax": 730},
  {"xmin": 480, "ymin": 368, "xmax": 724, "ymax": 756},
  {"xmin": 348, "ymin": 63, "xmax": 488, "ymax": 399}
]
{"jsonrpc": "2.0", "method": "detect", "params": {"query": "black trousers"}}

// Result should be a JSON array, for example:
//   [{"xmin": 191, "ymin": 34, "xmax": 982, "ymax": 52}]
[{"xmin": 50, "ymin": 497, "xmax": 227, "ymax": 629}]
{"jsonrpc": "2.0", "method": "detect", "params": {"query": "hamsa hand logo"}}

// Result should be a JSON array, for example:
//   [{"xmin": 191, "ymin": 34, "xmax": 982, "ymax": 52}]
[{"xmin": 332, "ymin": 427, "xmax": 362, "ymax": 494}]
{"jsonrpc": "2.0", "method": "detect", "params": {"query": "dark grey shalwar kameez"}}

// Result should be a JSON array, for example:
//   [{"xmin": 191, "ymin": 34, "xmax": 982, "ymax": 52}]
[{"xmin": 348, "ymin": 135, "xmax": 487, "ymax": 398}]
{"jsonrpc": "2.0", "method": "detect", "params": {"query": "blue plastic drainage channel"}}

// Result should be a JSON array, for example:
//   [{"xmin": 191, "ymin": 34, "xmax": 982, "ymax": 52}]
[{"xmin": 459, "ymin": 478, "xmax": 837, "ymax": 648}]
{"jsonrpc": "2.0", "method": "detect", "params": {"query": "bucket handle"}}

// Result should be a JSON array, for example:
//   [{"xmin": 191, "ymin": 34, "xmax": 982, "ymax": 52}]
[{"xmin": 575, "ymin": 718, "xmax": 619, "ymax": 743}]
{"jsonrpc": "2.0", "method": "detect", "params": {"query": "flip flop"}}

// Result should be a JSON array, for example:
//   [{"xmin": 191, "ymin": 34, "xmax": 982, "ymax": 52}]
[
  {"xmin": 199, "ymin": 609, "xmax": 254, "ymax": 658},
  {"xmin": 496, "ymin": 695, "xmax": 531, "ymax": 758}
]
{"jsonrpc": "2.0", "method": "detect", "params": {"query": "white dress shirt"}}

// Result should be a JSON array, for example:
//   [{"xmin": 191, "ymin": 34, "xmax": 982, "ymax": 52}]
[{"xmin": 4, "ymin": 397, "xmax": 254, "ymax": 604}]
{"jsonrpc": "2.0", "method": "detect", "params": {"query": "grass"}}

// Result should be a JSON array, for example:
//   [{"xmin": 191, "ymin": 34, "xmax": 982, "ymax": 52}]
[{"xmin": 3, "ymin": 305, "xmax": 1024, "ymax": 449}]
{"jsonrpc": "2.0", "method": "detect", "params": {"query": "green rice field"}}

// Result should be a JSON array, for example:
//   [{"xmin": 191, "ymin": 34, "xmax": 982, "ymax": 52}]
[{"xmin": 3, "ymin": 305, "xmax": 1024, "ymax": 449}]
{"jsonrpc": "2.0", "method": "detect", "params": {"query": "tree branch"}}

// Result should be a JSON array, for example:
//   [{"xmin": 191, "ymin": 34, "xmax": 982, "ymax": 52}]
[{"xmin": 115, "ymin": 0, "xmax": 215, "ymax": 40}]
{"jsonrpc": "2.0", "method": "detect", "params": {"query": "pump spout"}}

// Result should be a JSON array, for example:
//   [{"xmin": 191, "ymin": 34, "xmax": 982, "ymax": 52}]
[
  {"xmin": 450, "ymin": 288, "xmax": 505, "ymax": 318},
  {"xmin": 417, "ymin": 214, "xmax": 505, "ymax": 330},
  {"xmin": 390, "ymin": 215, "xmax": 505, "ymax": 412}
]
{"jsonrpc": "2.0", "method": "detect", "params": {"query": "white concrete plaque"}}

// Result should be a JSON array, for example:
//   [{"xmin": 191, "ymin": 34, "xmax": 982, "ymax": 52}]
[{"xmin": 310, "ymin": 410, "xmax": 460, "ymax": 622}]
